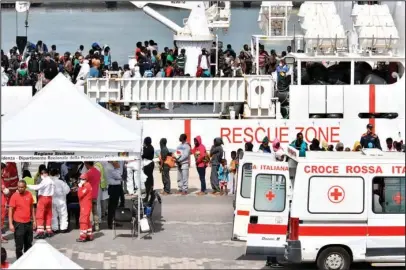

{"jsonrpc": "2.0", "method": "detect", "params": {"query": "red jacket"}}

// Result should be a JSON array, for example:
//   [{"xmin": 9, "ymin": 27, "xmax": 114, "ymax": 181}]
[
  {"xmin": 192, "ymin": 136, "xmax": 207, "ymax": 168},
  {"xmin": 78, "ymin": 182, "xmax": 92, "ymax": 212},
  {"xmin": 1, "ymin": 182, "xmax": 6, "ymax": 207},
  {"xmin": 2, "ymin": 163, "xmax": 18, "ymax": 194}
]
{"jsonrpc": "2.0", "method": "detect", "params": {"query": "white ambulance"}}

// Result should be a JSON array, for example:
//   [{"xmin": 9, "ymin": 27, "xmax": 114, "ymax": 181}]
[
  {"xmin": 245, "ymin": 147, "xmax": 405, "ymax": 269},
  {"xmin": 232, "ymin": 152, "xmax": 282, "ymax": 241}
]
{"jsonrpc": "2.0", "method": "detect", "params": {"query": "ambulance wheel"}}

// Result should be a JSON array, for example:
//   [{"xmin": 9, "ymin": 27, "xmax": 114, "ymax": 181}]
[{"xmin": 316, "ymin": 247, "xmax": 351, "ymax": 270}]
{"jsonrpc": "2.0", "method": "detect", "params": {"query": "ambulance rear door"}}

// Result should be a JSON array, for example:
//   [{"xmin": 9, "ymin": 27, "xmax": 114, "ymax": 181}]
[
  {"xmin": 246, "ymin": 162, "xmax": 291, "ymax": 256},
  {"xmin": 232, "ymin": 158, "xmax": 254, "ymax": 241}
]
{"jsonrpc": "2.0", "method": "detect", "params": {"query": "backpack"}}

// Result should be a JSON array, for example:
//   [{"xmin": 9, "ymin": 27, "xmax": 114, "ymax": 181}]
[{"xmin": 159, "ymin": 154, "xmax": 176, "ymax": 168}]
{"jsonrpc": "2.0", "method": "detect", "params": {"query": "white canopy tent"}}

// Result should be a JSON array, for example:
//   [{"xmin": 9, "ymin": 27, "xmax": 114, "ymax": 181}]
[
  {"xmin": 1, "ymin": 73, "xmax": 143, "ymax": 162},
  {"xmin": 9, "ymin": 240, "xmax": 83, "ymax": 269},
  {"xmin": 1, "ymin": 73, "xmax": 147, "ymax": 239}
]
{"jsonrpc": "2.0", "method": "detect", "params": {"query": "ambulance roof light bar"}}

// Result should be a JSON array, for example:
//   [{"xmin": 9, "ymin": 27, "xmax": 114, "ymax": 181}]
[{"xmin": 361, "ymin": 148, "xmax": 385, "ymax": 156}]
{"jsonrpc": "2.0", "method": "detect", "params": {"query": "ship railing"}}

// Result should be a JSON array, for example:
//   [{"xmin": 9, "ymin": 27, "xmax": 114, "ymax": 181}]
[{"xmin": 86, "ymin": 76, "xmax": 277, "ymax": 119}]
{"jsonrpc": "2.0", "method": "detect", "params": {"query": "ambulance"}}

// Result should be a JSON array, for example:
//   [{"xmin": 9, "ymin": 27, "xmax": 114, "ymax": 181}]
[
  {"xmin": 232, "ymin": 152, "xmax": 278, "ymax": 241},
  {"xmin": 244, "ymin": 147, "xmax": 405, "ymax": 269}
]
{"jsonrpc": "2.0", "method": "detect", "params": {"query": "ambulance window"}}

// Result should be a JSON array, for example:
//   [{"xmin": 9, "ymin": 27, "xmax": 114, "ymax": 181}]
[
  {"xmin": 308, "ymin": 176, "xmax": 365, "ymax": 214},
  {"xmin": 240, "ymin": 163, "xmax": 252, "ymax": 198},
  {"xmin": 372, "ymin": 177, "xmax": 405, "ymax": 214},
  {"xmin": 254, "ymin": 174, "xmax": 286, "ymax": 212}
]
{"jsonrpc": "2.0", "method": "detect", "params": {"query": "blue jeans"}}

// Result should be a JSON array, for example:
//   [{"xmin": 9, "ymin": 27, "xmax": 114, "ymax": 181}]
[{"xmin": 196, "ymin": 167, "xmax": 207, "ymax": 192}]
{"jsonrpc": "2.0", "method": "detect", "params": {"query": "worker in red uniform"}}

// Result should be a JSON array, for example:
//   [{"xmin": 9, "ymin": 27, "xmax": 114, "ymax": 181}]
[
  {"xmin": 1, "ymin": 181, "xmax": 8, "ymax": 243},
  {"xmin": 77, "ymin": 173, "xmax": 93, "ymax": 242},
  {"xmin": 1, "ymin": 163, "xmax": 19, "ymax": 204},
  {"xmin": 27, "ymin": 168, "xmax": 54, "ymax": 239}
]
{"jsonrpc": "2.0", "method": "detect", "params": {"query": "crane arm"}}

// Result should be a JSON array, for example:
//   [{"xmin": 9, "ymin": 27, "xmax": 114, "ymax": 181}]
[
  {"xmin": 130, "ymin": 1, "xmax": 204, "ymax": 34},
  {"xmin": 131, "ymin": 1, "xmax": 198, "ymax": 10}
]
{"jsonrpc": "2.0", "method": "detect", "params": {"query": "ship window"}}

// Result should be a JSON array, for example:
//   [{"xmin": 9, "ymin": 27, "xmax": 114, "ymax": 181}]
[{"xmin": 358, "ymin": 113, "xmax": 398, "ymax": 119}]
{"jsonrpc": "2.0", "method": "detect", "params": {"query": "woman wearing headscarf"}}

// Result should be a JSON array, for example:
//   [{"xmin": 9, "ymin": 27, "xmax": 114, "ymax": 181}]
[
  {"xmin": 259, "ymin": 137, "xmax": 272, "ymax": 153},
  {"xmin": 272, "ymin": 138, "xmax": 285, "ymax": 161},
  {"xmin": 142, "ymin": 137, "xmax": 155, "ymax": 204},
  {"xmin": 353, "ymin": 141, "xmax": 362, "ymax": 152},
  {"xmin": 321, "ymin": 141, "xmax": 329, "ymax": 151}
]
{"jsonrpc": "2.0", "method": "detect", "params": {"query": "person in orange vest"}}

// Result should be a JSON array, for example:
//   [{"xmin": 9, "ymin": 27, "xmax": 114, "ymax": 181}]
[{"xmin": 76, "ymin": 173, "xmax": 93, "ymax": 242}]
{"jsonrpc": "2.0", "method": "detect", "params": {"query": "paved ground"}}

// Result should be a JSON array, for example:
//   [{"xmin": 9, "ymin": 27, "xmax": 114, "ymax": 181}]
[
  {"xmin": 4, "ymin": 166, "xmax": 403, "ymax": 269},
  {"xmin": 3, "ymin": 195, "xmax": 268, "ymax": 269}
]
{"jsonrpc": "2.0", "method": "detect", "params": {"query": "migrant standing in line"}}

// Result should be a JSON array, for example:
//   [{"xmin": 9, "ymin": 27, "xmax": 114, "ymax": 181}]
[
  {"xmin": 192, "ymin": 136, "xmax": 207, "ymax": 195},
  {"xmin": 159, "ymin": 138, "xmax": 172, "ymax": 195},
  {"xmin": 176, "ymin": 134, "xmax": 191, "ymax": 195},
  {"xmin": 210, "ymin": 138, "xmax": 224, "ymax": 194}
]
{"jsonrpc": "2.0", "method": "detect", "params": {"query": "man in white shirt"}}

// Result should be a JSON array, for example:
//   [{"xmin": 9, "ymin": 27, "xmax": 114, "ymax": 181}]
[
  {"xmin": 27, "ymin": 168, "xmax": 55, "ymax": 239},
  {"xmin": 198, "ymin": 48, "xmax": 210, "ymax": 73},
  {"xmin": 104, "ymin": 161, "xmax": 123, "ymax": 229}
]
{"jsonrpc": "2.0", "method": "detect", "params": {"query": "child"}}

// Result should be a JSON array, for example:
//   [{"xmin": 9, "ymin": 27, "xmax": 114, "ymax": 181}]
[
  {"xmin": 228, "ymin": 151, "xmax": 237, "ymax": 195},
  {"xmin": 218, "ymin": 159, "xmax": 229, "ymax": 195},
  {"xmin": 1, "ymin": 247, "xmax": 9, "ymax": 269}
]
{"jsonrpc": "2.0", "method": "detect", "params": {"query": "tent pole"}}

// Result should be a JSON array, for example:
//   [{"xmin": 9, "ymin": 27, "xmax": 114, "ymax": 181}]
[
  {"xmin": 137, "ymin": 122, "xmax": 144, "ymax": 240},
  {"xmin": 136, "ymin": 166, "xmax": 141, "ymax": 240}
]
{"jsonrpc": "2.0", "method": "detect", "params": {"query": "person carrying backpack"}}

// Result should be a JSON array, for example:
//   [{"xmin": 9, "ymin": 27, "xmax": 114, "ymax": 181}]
[{"xmin": 159, "ymin": 138, "xmax": 173, "ymax": 195}]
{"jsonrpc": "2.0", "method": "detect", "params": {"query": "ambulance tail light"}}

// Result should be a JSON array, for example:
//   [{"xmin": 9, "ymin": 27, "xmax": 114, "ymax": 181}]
[{"xmin": 288, "ymin": 217, "xmax": 299, "ymax": 241}]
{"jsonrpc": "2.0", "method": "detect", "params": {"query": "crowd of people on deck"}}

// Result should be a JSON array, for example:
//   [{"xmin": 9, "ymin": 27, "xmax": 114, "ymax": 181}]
[
  {"xmin": 1, "ymin": 39, "xmax": 292, "ymax": 90},
  {"xmin": 0, "ymin": 123, "xmax": 403, "ymax": 265}
]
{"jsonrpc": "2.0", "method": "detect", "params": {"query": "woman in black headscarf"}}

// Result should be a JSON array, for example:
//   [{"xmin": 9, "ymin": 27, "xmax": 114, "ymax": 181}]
[{"xmin": 142, "ymin": 137, "xmax": 155, "ymax": 204}]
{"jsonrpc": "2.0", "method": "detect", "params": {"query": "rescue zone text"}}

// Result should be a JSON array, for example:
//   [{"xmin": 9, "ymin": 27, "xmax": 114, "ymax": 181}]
[{"xmin": 304, "ymin": 165, "xmax": 406, "ymax": 174}]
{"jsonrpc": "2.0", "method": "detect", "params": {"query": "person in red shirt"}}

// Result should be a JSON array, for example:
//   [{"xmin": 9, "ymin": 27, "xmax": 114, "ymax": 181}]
[
  {"xmin": 1, "ymin": 163, "xmax": 19, "ymax": 204},
  {"xmin": 84, "ymin": 162, "xmax": 101, "ymax": 232},
  {"xmin": 77, "ymin": 173, "xmax": 93, "ymax": 242},
  {"xmin": 1, "ymin": 247, "xmax": 9, "ymax": 269},
  {"xmin": 9, "ymin": 180, "xmax": 35, "ymax": 259}
]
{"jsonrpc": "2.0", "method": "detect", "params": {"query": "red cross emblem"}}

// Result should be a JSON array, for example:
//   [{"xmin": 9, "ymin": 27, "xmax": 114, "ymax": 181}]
[
  {"xmin": 328, "ymin": 186, "xmax": 345, "ymax": 203},
  {"xmin": 266, "ymin": 190, "xmax": 276, "ymax": 201},
  {"xmin": 392, "ymin": 192, "xmax": 404, "ymax": 205}
]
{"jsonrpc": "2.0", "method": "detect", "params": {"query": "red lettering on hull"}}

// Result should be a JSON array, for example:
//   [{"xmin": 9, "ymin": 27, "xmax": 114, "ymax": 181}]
[{"xmin": 220, "ymin": 126, "xmax": 340, "ymax": 144}]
